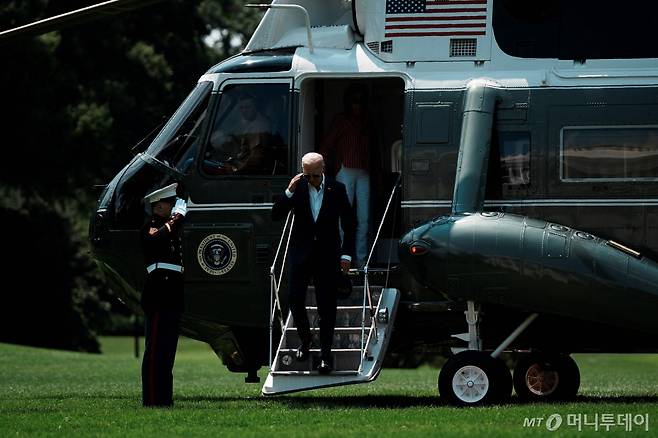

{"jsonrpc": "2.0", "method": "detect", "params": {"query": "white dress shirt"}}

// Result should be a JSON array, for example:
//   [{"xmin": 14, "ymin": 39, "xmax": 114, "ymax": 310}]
[
  {"xmin": 308, "ymin": 176, "xmax": 324, "ymax": 222},
  {"xmin": 285, "ymin": 174, "xmax": 351, "ymax": 262},
  {"xmin": 285, "ymin": 174, "xmax": 324, "ymax": 221}
]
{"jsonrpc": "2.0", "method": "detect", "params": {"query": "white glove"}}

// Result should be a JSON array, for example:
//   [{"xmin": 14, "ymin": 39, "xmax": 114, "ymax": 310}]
[{"xmin": 172, "ymin": 198, "xmax": 188, "ymax": 216}]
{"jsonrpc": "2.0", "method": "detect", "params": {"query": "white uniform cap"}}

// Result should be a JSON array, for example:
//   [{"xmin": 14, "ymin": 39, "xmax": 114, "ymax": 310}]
[{"xmin": 144, "ymin": 183, "xmax": 178, "ymax": 204}]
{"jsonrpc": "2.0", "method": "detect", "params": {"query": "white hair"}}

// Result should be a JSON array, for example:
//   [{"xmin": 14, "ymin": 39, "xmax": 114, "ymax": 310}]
[{"xmin": 301, "ymin": 152, "xmax": 324, "ymax": 167}]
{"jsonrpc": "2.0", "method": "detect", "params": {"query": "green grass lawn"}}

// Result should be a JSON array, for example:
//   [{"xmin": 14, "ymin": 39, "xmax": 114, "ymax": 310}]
[{"xmin": 1, "ymin": 337, "xmax": 657, "ymax": 437}]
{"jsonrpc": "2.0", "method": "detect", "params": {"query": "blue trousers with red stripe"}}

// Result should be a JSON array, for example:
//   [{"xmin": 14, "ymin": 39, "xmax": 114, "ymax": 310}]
[{"xmin": 142, "ymin": 309, "xmax": 181, "ymax": 407}]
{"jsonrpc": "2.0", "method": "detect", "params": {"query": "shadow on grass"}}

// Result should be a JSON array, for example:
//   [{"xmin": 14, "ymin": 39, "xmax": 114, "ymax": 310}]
[
  {"xmin": 497, "ymin": 394, "xmax": 658, "ymax": 407},
  {"xmin": 572, "ymin": 395, "xmax": 658, "ymax": 404},
  {"xmin": 266, "ymin": 394, "xmax": 445, "ymax": 409},
  {"xmin": 266, "ymin": 394, "xmax": 658, "ymax": 409},
  {"xmin": 176, "ymin": 394, "xmax": 445, "ymax": 408},
  {"xmin": 32, "ymin": 394, "xmax": 135, "ymax": 401},
  {"xmin": 179, "ymin": 393, "xmax": 658, "ymax": 409},
  {"xmin": 1, "ymin": 406, "xmax": 61, "ymax": 414},
  {"xmin": 24, "ymin": 393, "xmax": 658, "ymax": 409}
]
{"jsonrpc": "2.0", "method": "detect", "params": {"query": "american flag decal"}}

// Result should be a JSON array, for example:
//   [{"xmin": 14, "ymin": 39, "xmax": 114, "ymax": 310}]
[{"xmin": 385, "ymin": 0, "xmax": 487, "ymax": 38}]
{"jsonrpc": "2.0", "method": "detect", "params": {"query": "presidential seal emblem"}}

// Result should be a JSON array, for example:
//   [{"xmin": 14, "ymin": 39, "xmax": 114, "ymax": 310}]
[{"xmin": 197, "ymin": 234, "xmax": 237, "ymax": 276}]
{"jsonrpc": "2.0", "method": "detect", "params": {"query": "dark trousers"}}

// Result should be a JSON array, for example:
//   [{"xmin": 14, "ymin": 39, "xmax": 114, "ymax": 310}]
[
  {"xmin": 289, "ymin": 249, "xmax": 339, "ymax": 360},
  {"xmin": 142, "ymin": 309, "xmax": 181, "ymax": 407}
]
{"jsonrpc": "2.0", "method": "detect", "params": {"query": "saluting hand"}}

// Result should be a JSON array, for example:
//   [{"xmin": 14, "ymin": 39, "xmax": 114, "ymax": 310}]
[{"xmin": 287, "ymin": 173, "xmax": 304, "ymax": 193}]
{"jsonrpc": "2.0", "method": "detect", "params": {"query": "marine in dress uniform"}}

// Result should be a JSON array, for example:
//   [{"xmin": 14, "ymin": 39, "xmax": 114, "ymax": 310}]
[{"xmin": 140, "ymin": 183, "xmax": 187, "ymax": 407}]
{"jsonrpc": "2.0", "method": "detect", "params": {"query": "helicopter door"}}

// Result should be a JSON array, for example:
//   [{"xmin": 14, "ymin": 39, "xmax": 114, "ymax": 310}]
[{"xmin": 183, "ymin": 78, "xmax": 294, "ymax": 328}]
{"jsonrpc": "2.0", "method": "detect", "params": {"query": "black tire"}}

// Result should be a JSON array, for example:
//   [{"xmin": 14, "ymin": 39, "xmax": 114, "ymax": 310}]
[
  {"xmin": 492, "ymin": 356, "xmax": 513, "ymax": 403},
  {"xmin": 438, "ymin": 350, "xmax": 512, "ymax": 406},
  {"xmin": 513, "ymin": 353, "xmax": 580, "ymax": 402},
  {"xmin": 554, "ymin": 354, "xmax": 580, "ymax": 400}
]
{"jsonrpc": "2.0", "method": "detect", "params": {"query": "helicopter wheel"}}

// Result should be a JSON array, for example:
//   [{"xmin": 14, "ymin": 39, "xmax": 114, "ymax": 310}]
[
  {"xmin": 438, "ymin": 350, "xmax": 512, "ymax": 406},
  {"xmin": 513, "ymin": 353, "xmax": 580, "ymax": 402}
]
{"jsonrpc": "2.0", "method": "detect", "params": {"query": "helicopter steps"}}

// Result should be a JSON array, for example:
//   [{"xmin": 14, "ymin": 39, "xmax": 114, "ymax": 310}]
[{"xmin": 262, "ymin": 286, "xmax": 400, "ymax": 395}]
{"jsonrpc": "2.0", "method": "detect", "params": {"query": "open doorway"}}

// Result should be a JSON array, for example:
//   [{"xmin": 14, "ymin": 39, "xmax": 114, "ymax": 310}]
[{"xmin": 298, "ymin": 77, "xmax": 405, "ymax": 267}]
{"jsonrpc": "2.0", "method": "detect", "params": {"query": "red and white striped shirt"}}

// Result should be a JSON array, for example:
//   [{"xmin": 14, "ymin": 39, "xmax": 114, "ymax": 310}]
[{"xmin": 321, "ymin": 113, "xmax": 371, "ymax": 172}]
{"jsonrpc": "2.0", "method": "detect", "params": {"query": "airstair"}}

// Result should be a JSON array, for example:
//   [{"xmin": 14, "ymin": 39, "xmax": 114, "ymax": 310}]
[
  {"xmin": 263, "ymin": 177, "xmax": 401, "ymax": 395},
  {"xmin": 263, "ymin": 281, "xmax": 399, "ymax": 394}
]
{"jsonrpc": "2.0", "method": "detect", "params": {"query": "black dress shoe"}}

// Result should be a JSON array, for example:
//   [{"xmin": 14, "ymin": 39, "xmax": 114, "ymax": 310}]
[
  {"xmin": 296, "ymin": 344, "xmax": 310, "ymax": 362},
  {"xmin": 317, "ymin": 359, "xmax": 332, "ymax": 375}
]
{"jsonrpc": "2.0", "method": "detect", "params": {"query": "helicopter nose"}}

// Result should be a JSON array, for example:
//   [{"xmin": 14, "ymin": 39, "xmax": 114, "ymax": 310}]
[
  {"xmin": 399, "ymin": 226, "xmax": 431, "ymax": 262},
  {"xmin": 90, "ymin": 209, "xmax": 109, "ymax": 247},
  {"xmin": 398, "ymin": 228, "xmax": 414, "ymax": 258},
  {"xmin": 408, "ymin": 240, "xmax": 431, "ymax": 256}
]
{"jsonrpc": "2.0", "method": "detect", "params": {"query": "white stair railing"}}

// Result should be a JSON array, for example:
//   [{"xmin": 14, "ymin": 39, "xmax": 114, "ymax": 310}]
[
  {"xmin": 269, "ymin": 211, "xmax": 295, "ymax": 370},
  {"xmin": 359, "ymin": 174, "xmax": 401, "ymax": 372}
]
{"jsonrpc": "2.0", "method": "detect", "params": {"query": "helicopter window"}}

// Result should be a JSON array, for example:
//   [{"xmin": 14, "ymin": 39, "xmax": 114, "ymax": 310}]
[
  {"xmin": 561, "ymin": 127, "xmax": 658, "ymax": 181},
  {"xmin": 499, "ymin": 132, "xmax": 530, "ymax": 186},
  {"xmin": 202, "ymin": 83, "xmax": 290, "ymax": 176},
  {"xmin": 146, "ymin": 81, "xmax": 213, "ymax": 173},
  {"xmin": 493, "ymin": 0, "xmax": 658, "ymax": 59}
]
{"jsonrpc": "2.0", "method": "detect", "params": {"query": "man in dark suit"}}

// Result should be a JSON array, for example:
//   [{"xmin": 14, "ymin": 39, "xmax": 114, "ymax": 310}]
[{"xmin": 272, "ymin": 152, "xmax": 355, "ymax": 374}]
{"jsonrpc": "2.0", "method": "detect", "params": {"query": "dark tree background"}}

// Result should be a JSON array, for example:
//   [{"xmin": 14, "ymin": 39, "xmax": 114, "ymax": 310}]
[{"xmin": 0, "ymin": 0, "xmax": 262, "ymax": 352}]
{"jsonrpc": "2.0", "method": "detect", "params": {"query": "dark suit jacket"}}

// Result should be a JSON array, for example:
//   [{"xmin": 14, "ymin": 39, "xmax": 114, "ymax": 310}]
[{"xmin": 272, "ymin": 177, "xmax": 355, "ymax": 266}]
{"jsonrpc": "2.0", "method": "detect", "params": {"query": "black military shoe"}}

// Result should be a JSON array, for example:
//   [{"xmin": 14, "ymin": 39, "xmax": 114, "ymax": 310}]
[
  {"xmin": 296, "ymin": 344, "xmax": 310, "ymax": 362},
  {"xmin": 317, "ymin": 359, "xmax": 332, "ymax": 375}
]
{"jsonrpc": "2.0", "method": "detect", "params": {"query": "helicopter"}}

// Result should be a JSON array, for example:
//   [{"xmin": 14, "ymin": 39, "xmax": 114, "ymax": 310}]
[{"xmin": 4, "ymin": 0, "xmax": 658, "ymax": 406}]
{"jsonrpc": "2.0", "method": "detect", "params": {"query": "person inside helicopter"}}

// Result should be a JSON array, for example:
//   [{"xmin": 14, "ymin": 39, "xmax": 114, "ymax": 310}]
[{"xmin": 205, "ymin": 92, "xmax": 276, "ymax": 175}]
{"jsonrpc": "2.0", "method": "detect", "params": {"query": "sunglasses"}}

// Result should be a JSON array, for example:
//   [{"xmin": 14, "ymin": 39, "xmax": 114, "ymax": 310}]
[{"xmin": 303, "ymin": 173, "xmax": 322, "ymax": 180}]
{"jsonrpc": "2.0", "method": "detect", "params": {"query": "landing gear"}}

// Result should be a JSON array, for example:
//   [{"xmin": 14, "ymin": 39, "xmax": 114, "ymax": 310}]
[
  {"xmin": 438, "ymin": 350, "xmax": 512, "ymax": 406},
  {"xmin": 245, "ymin": 368, "xmax": 260, "ymax": 384},
  {"xmin": 440, "ymin": 303, "xmax": 542, "ymax": 406},
  {"xmin": 513, "ymin": 353, "xmax": 580, "ymax": 401}
]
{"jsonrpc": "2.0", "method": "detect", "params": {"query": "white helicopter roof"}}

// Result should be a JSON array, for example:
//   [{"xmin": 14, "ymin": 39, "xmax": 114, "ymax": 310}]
[
  {"xmin": 239, "ymin": 0, "xmax": 658, "ymax": 90},
  {"xmin": 246, "ymin": 0, "xmax": 358, "ymax": 52},
  {"xmin": 246, "ymin": 0, "xmax": 493, "ymax": 62}
]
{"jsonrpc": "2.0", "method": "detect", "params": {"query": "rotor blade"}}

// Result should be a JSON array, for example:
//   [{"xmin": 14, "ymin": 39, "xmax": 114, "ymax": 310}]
[{"xmin": 0, "ymin": 0, "xmax": 167, "ymax": 42}]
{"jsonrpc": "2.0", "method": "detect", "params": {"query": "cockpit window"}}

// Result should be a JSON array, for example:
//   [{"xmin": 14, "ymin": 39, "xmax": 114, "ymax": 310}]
[
  {"xmin": 202, "ymin": 83, "xmax": 290, "ymax": 176},
  {"xmin": 146, "ymin": 81, "xmax": 213, "ymax": 173}
]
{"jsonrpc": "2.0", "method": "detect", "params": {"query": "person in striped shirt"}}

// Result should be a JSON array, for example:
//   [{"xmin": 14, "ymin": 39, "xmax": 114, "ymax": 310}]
[{"xmin": 321, "ymin": 84, "xmax": 373, "ymax": 266}]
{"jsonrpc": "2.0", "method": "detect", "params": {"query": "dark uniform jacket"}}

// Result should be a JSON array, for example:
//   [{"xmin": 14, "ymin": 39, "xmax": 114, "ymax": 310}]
[
  {"xmin": 272, "ymin": 177, "xmax": 355, "ymax": 266},
  {"xmin": 140, "ymin": 212, "xmax": 185, "ymax": 313}
]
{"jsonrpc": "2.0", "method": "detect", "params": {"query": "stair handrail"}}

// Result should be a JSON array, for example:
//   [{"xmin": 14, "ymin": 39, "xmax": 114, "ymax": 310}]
[
  {"xmin": 359, "ymin": 174, "xmax": 402, "ymax": 372},
  {"xmin": 269, "ymin": 210, "xmax": 295, "ymax": 369}
]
